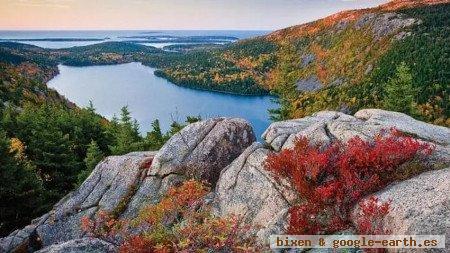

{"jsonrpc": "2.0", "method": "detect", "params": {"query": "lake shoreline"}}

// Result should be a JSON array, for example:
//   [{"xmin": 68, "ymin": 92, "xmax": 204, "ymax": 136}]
[
  {"xmin": 60, "ymin": 61, "xmax": 275, "ymax": 98},
  {"xmin": 47, "ymin": 62, "xmax": 277, "ymax": 139}
]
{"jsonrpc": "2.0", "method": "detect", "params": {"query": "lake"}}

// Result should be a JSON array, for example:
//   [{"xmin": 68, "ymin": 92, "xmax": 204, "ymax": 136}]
[{"xmin": 47, "ymin": 62, "xmax": 277, "ymax": 139}]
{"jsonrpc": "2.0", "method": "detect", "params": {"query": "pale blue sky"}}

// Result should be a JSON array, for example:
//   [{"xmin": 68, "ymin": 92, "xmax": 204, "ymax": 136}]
[{"xmin": 0, "ymin": 0, "xmax": 390, "ymax": 30}]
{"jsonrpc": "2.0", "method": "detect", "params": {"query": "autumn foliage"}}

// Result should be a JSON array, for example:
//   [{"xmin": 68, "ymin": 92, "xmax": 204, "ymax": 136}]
[
  {"xmin": 82, "ymin": 180, "xmax": 257, "ymax": 253},
  {"xmin": 265, "ymin": 129, "xmax": 433, "ymax": 235}
]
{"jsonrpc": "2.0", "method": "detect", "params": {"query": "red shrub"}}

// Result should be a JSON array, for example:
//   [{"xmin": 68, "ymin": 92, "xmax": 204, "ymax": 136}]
[
  {"xmin": 81, "ymin": 210, "xmax": 124, "ymax": 244},
  {"xmin": 119, "ymin": 236, "xmax": 156, "ymax": 253},
  {"xmin": 354, "ymin": 196, "xmax": 391, "ymax": 235},
  {"xmin": 265, "ymin": 129, "xmax": 432, "ymax": 235},
  {"xmin": 82, "ymin": 180, "xmax": 258, "ymax": 252}
]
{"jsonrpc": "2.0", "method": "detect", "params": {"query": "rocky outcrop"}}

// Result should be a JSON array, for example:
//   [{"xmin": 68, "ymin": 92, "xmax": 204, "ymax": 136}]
[
  {"xmin": 295, "ymin": 75, "xmax": 323, "ymax": 92},
  {"xmin": 262, "ymin": 109, "xmax": 450, "ymax": 163},
  {"xmin": 301, "ymin": 53, "xmax": 315, "ymax": 67},
  {"xmin": 125, "ymin": 117, "xmax": 255, "ymax": 218},
  {"xmin": 354, "ymin": 12, "xmax": 418, "ymax": 40},
  {"xmin": 213, "ymin": 143, "xmax": 298, "ymax": 243},
  {"xmin": 0, "ymin": 118, "xmax": 254, "ymax": 253},
  {"xmin": 216, "ymin": 109, "xmax": 450, "ymax": 244},
  {"xmin": 2, "ymin": 110, "xmax": 449, "ymax": 252},
  {"xmin": 148, "ymin": 117, "xmax": 255, "ymax": 185},
  {"xmin": 35, "ymin": 238, "xmax": 116, "ymax": 253},
  {"xmin": 352, "ymin": 167, "xmax": 450, "ymax": 253},
  {"xmin": 0, "ymin": 152, "xmax": 156, "ymax": 253}
]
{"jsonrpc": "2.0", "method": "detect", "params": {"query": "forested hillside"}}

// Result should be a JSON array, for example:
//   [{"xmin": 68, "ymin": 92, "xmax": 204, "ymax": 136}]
[
  {"xmin": 150, "ymin": 0, "xmax": 449, "ymax": 125},
  {"xmin": 0, "ymin": 0, "xmax": 448, "ymax": 236},
  {"xmin": 0, "ymin": 43, "xmax": 196, "ymax": 236}
]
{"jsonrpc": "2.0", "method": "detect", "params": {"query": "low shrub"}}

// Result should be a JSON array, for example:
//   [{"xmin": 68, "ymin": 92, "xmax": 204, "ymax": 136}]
[
  {"xmin": 354, "ymin": 196, "xmax": 391, "ymax": 235},
  {"xmin": 265, "ymin": 129, "xmax": 433, "ymax": 235},
  {"xmin": 82, "ymin": 180, "xmax": 258, "ymax": 252}
]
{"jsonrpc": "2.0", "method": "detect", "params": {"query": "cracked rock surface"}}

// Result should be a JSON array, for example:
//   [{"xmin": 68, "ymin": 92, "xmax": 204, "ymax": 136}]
[
  {"xmin": 263, "ymin": 109, "xmax": 450, "ymax": 162},
  {"xmin": 216, "ymin": 109, "xmax": 449, "ymax": 244},
  {"xmin": 1, "ymin": 111, "xmax": 449, "ymax": 252},
  {"xmin": 35, "ymin": 238, "xmax": 116, "ymax": 253},
  {"xmin": 0, "ymin": 117, "xmax": 254, "ymax": 253},
  {"xmin": 213, "ymin": 143, "xmax": 298, "ymax": 244},
  {"xmin": 0, "ymin": 151, "xmax": 156, "ymax": 253},
  {"xmin": 352, "ymin": 167, "xmax": 450, "ymax": 253}
]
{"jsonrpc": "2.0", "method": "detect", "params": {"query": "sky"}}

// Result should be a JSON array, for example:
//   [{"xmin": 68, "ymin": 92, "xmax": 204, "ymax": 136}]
[{"xmin": 0, "ymin": 0, "xmax": 390, "ymax": 30}]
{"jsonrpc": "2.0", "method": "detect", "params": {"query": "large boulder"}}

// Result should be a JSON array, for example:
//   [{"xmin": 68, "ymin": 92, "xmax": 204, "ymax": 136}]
[
  {"xmin": 0, "ymin": 117, "xmax": 255, "ymax": 253},
  {"xmin": 148, "ymin": 117, "xmax": 255, "ymax": 185},
  {"xmin": 124, "ymin": 117, "xmax": 255, "ymax": 217},
  {"xmin": 352, "ymin": 168, "xmax": 450, "ymax": 253}
]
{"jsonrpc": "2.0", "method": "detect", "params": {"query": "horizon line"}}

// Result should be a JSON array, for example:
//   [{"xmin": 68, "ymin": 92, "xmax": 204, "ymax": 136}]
[{"xmin": 0, "ymin": 28, "xmax": 275, "ymax": 32}]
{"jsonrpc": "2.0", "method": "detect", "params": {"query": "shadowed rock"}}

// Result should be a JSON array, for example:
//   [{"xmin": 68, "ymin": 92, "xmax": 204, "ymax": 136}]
[
  {"xmin": 148, "ymin": 117, "xmax": 255, "ymax": 185},
  {"xmin": 0, "ymin": 117, "xmax": 255, "ymax": 253}
]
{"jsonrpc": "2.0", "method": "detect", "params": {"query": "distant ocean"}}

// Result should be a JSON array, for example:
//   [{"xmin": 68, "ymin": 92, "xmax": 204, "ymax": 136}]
[{"xmin": 0, "ymin": 30, "xmax": 270, "ymax": 49}]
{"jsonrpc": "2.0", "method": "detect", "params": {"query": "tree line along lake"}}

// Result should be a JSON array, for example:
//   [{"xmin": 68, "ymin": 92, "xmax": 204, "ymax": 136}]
[{"xmin": 1, "ymin": 30, "xmax": 277, "ymax": 138}]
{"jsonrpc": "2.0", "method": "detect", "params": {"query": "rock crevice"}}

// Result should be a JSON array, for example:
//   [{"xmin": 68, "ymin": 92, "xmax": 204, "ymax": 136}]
[{"xmin": 1, "ymin": 110, "xmax": 449, "ymax": 252}]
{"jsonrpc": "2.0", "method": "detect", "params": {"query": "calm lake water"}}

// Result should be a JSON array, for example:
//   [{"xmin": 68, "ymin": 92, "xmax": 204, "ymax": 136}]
[{"xmin": 47, "ymin": 62, "xmax": 277, "ymax": 139}]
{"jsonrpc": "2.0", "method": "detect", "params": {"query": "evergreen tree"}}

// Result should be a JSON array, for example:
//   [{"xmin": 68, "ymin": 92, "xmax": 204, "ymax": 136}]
[
  {"xmin": 383, "ymin": 62, "xmax": 416, "ymax": 115},
  {"xmin": 110, "ymin": 106, "xmax": 143, "ymax": 155},
  {"xmin": 167, "ymin": 121, "xmax": 184, "ymax": 136},
  {"xmin": 0, "ymin": 132, "xmax": 44, "ymax": 236},
  {"xmin": 144, "ymin": 119, "xmax": 166, "ymax": 150},
  {"xmin": 87, "ymin": 100, "xmax": 96, "ymax": 113},
  {"xmin": 77, "ymin": 140, "xmax": 103, "ymax": 186},
  {"xmin": 186, "ymin": 115, "xmax": 202, "ymax": 124},
  {"xmin": 120, "ymin": 106, "xmax": 132, "ymax": 126},
  {"xmin": 14, "ymin": 104, "xmax": 81, "ymax": 199}
]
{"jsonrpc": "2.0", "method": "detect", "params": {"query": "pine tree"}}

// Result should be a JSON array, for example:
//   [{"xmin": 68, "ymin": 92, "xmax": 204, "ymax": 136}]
[
  {"xmin": 87, "ymin": 100, "xmax": 96, "ymax": 113},
  {"xmin": 383, "ymin": 62, "xmax": 416, "ymax": 114},
  {"xmin": 144, "ymin": 119, "xmax": 166, "ymax": 150},
  {"xmin": 167, "ymin": 121, "xmax": 183, "ymax": 136},
  {"xmin": 0, "ymin": 132, "xmax": 44, "ymax": 236},
  {"xmin": 186, "ymin": 115, "xmax": 201, "ymax": 124},
  {"xmin": 14, "ymin": 104, "xmax": 81, "ymax": 199},
  {"xmin": 120, "ymin": 106, "xmax": 132, "ymax": 126},
  {"xmin": 77, "ymin": 140, "xmax": 103, "ymax": 186},
  {"xmin": 110, "ymin": 106, "xmax": 143, "ymax": 155}
]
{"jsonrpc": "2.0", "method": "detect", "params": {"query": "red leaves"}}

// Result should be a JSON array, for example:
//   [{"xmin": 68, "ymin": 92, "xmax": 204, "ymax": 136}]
[
  {"xmin": 355, "ymin": 196, "xmax": 391, "ymax": 235},
  {"xmin": 81, "ymin": 210, "xmax": 122, "ymax": 243},
  {"xmin": 265, "ymin": 129, "xmax": 432, "ymax": 235},
  {"xmin": 81, "ymin": 180, "xmax": 257, "ymax": 252},
  {"xmin": 288, "ymin": 203, "xmax": 322, "ymax": 235},
  {"xmin": 119, "ymin": 236, "xmax": 156, "ymax": 253}
]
